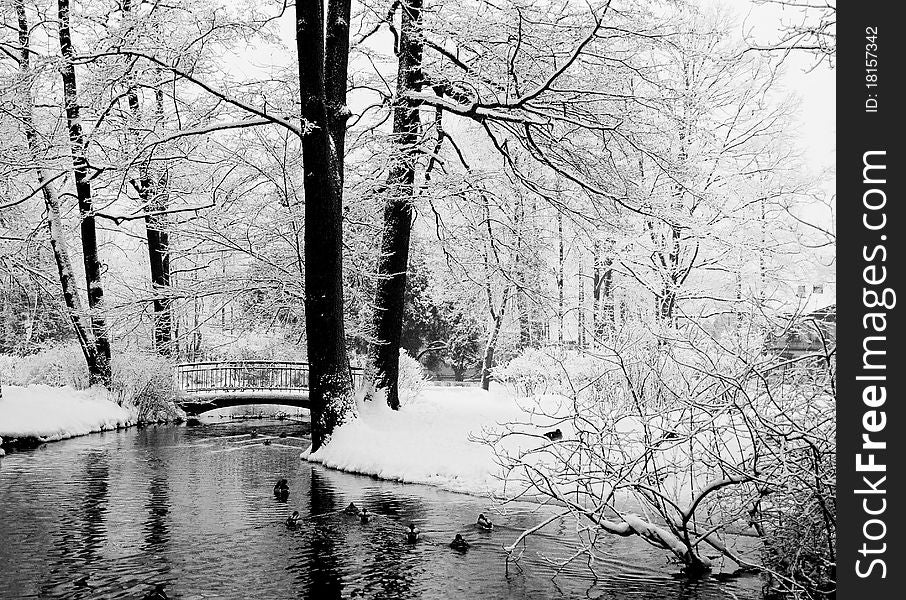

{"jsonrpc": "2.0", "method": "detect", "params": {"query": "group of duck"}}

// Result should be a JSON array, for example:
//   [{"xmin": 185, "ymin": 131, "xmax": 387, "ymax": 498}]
[{"xmin": 275, "ymin": 479, "xmax": 494, "ymax": 552}]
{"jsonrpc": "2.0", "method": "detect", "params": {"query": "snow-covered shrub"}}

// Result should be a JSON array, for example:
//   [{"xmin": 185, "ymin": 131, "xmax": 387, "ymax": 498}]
[
  {"xmin": 0, "ymin": 355, "xmax": 16, "ymax": 385},
  {"xmin": 110, "ymin": 350, "xmax": 180, "ymax": 422},
  {"xmin": 753, "ymin": 359, "xmax": 836, "ymax": 599},
  {"xmin": 484, "ymin": 318, "xmax": 835, "ymax": 587},
  {"xmin": 0, "ymin": 344, "xmax": 89, "ymax": 389},
  {"xmin": 494, "ymin": 347, "xmax": 611, "ymax": 396},
  {"xmin": 397, "ymin": 348, "xmax": 427, "ymax": 407}
]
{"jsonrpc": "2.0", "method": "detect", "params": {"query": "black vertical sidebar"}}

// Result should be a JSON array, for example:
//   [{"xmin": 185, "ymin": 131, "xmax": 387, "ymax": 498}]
[{"xmin": 837, "ymin": 3, "xmax": 902, "ymax": 599}]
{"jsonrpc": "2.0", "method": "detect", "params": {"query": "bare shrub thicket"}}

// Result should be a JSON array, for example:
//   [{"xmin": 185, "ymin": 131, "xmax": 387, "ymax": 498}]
[
  {"xmin": 486, "ymin": 317, "xmax": 834, "ymax": 597},
  {"xmin": 1, "ymin": 344, "xmax": 180, "ymax": 423}
]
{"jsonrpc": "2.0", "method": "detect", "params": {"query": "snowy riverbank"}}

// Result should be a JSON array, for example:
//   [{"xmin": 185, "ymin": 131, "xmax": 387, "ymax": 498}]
[
  {"xmin": 303, "ymin": 385, "xmax": 546, "ymax": 496},
  {"xmin": 0, "ymin": 385, "xmax": 136, "ymax": 450}
]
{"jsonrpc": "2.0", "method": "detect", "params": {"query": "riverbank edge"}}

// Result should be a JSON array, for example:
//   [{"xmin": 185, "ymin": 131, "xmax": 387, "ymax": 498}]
[
  {"xmin": 0, "ymin": 383, "xmax": 187, "ymax": 456},
  {"xmin": 300, "ymin": 448, "xmax": 511, "ymax": 500},
  {"xmin": 0, "ymin": 417, "xmax": 192, "ymax": 455},
  {"xmin": 0, "ymin": 420, "xmax": 136, "ymax": 454}
]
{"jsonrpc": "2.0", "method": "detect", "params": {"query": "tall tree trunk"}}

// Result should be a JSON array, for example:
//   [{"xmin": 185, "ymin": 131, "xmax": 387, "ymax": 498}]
[
  {"xmin": 592, "ymin": 239, "xmax": 601, "ymax": 346},
  {"xmin": 57, "ymin": 0, "xmax": 112, "ymax": 386},
  {"xmin": 123, "ymin": 0, "xmax": 173, "ymax": 355},
  {"xmin": 16, "ymin": 0, "xmax": 97, "ymax": 371},
  {"xmin": 481, "ymin": 286, "xmax": 509, "ymax": 391},
  {"xmin": 592, "ymin": 238, "xmax": 614, "ymax": 346},
  {"xmin": 557, "ymin": 211, "xmax": 564, "ymax": 344},
  {"xmin": 297, "ymin": 0, "xmax": 355, "ymax": 450},
  {"xmin": 517, "ymin": 290, "xmax": 531, "ymax": 348},
  {"xmin": 371, "ymin": 0, "xmax": 424, "ymax": 410},
  {"xmin": 601, "ymin": 261, "xmax": 614, "ymax": 324},
  {"xmin": 513, "ymin": 198, "xmax": 531, "ymax": 349},
  {"xmin": 145, "ymin": 197, "xmax": 172, "ymax": 355},
  {"xmin": 134, "ymin": 93, "xmax": 173, "ymax": 356},
  {"xmin": 35, "ymin": 171, "xmax": 98, "ymax": 370}
]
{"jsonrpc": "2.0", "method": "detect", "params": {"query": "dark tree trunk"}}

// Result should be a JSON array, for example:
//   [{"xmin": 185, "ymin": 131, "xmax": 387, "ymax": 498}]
[
  {"xmin": 481, "ymin": 286, "xmax": 509, "ymax": 391},
  {"xmin": 16, "ymin": 0, "xmax": 98, "ymax": 371},
  {"xmin": 137, "ymin": 111, "xmax": 173, "ymax": 356},
  {"xmin": 655, "ymin": 225, "xmax": 681, "ymax": 323},
  {"xmin": 371, "ymin": 0, "xmax": 424, "ymax": 410},
  {"xmin": 145, "ymin": 202, "xmax": 172, "ymax": 355},
  {"xmin": 125, "ymin": 2, "xmax": 173, "ymax": 356},
  {"xmin": 57, "ymin": 0, "xmax": 111, "ymax": 387},
  {"xmin": 297, "ymin": 0, "xmax": 354, "ymax": 450}
]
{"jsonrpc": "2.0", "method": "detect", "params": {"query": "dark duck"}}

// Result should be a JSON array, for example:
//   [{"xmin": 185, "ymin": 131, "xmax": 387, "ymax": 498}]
[
  {"xmin": 144, "ymin": 584, "xmax": 168, "ymax": 600},
  {"xmin": 477, "ymin": 513, "xmax": 493, "ymax": 530},
  {"xmin": 273, "ymin": 479, "xmax": 290, "ymax": 500},
  {"xmin": 343, "ymin": 502, "xmax": 360, "ymax": 516},
  {"xmin": 450, "ymin": 534, "xmax": 470, "ymax": 551},
  {"xmin": 286, "ymin": 511, "xmax": 301, "ymax": 528},
  {"xmin": 360, "ymin": 508, "xmax": 371, "ymax": 524},
  {"xmin": 406, "ymin": 523, "xmax": 420, "ymax": 543},
  {"xmin": 543, "ymin": 428, "xmax": 563, "ymax": 441}
]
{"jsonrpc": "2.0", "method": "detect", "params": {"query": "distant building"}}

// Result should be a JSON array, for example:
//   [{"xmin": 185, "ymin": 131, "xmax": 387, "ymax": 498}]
[{"xmin": 765, "ymin": 303, "xmax": 836, "ymax": 359}]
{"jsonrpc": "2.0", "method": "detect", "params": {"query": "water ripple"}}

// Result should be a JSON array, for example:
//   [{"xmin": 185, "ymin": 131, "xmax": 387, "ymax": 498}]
[{"xmin": 1, "ymin": 421, "xmax": 762, "ymax": 599}]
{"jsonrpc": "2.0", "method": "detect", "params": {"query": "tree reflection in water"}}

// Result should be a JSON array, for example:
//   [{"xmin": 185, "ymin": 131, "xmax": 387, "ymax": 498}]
[
  {"xmin": 79, "ymin": 450, "xmax": 109, "ymax": 561},
  {"xmin": 305, "ymin": 467, "xmax": 344, "ymax": 599}
]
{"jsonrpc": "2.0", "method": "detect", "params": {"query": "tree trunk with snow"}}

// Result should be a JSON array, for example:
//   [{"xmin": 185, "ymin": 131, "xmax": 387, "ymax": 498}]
[
  {"xmin": 57, "ymin": 0, "xmax": 112, "ymax": 387},
  {"xmin": 480, "ymin": 286, "xmax": 509, "ymax": 391},
  {"xmin": 16, "ymin": 0, "xmax": 98, "ymax": 373},
  {"xmin": 124, "ymin": 0, "xmax": 173, "ymax": 356},
  {"xmin": 296, "ymin": 0, "xmax": 355, "ymax": 450},
  {"xmin": 557, "ymin": 212, "xmax": 564, "ymax": 344},
  {"xmin": 592, "ymin": 238, "xmax": 614, "ymax": 345},
  {"xmin": 371, "ymin": 0, "xmax": 424, "ymax": 410}
]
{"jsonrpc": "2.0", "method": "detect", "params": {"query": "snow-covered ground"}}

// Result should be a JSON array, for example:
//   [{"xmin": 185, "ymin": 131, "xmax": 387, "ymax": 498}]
[
  {"xmin": 304, "ymin": 385, "xmax": 533, "ymax": 496},
  {"xmin": 0, "ymin": 385, "xmax": 136, "ymax": 446}
]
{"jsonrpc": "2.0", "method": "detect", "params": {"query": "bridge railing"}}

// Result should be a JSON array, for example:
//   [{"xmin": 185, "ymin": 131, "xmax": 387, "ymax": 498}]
[{"xmin": 175, "ymin": 361, "xmax": 367, "ymax": 395}]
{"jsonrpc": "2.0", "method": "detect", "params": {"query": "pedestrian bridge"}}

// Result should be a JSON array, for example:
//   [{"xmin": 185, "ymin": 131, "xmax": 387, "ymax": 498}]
[{"xmin": 175, "ymin": 361, "xmax": 366, "ymax": 415}]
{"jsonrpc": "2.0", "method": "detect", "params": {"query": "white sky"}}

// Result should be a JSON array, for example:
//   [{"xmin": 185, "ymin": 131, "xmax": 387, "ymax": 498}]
[{"xmin": 733, "ymin": 0, "xmax": 836, "ymax": 175}]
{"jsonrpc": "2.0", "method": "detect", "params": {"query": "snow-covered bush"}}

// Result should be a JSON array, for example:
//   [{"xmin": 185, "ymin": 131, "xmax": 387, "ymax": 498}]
[
  {"xmin": 494, "ymin": 347, "xmax": 612, "ymax": 396},
  {"xmin": 110, "ymin": 350, "xmax": 180, "ymax": 422},
  {"xmin": 0, "ymin": 343, "xmax": 89, "ymax": 389},
  {"xmin": 397, "ymin": 348, "xmax": 427, "ymax": 407},
  {"xmin": 1, "ymin": 345, "xmax": 181, "ymax": 423},
  {"xmin": 484, "ymin": 319, "xmax": 835, "ymax": 590}
]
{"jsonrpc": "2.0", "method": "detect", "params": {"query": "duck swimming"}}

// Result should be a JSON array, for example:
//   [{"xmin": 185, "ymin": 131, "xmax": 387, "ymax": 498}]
[
  {"xmin": 144, "ymin": 584, "xmax": 168, "ymax": 600},
  {"xmin": 360, "ymin": 508, "xmax": 370, "ymax": 524},
  {"xmin": 450, "ymin": 534, "xmax": 470, "ymax": 551},
  {"xmin": 274, "ymin": 479, "xmax": 290, "ymax": 500},
  {"xmin": 543, "ymin": 428, "xmax": 563, "ymax": 441},
  {"xmin": 343, "ymin": 502, "xmax": 360, "ymax": 516},
  {"xmin": 477, "ymin": 513, "xmax": 493, "ymax": 530},
  {"xmin": 286, "ymin": 511, "xmax": 301, "ymax": 527},
  {"xmin": 406, "ymin": 523, "xmax": 420, "ymax": 543}
]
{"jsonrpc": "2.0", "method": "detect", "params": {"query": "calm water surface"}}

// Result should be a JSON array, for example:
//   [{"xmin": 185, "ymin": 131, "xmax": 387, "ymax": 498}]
[{"xmin": 0, "ymin": 420, "xmax": 762, "ymax": 599}]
